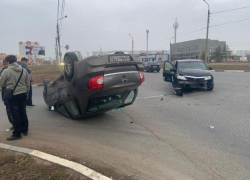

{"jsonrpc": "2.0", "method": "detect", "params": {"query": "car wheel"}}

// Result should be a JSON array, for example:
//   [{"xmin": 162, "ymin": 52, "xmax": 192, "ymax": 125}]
[
  {"xmin": 43, "ymin": 79, "xmax": 50, "ymax": 96},
  {"xmin": 146, "ymin": 69, "xmax": 149, "ymax": 72},
  {"xmin": 207, "ymin": 86, "xmax": 214, "ymax": 91},
  {"xmin": 64, "ymin": 52, "xmax": 79, "ymax": 78},
  {"xmin": 157, "ymin": 70, "xmax": 160, "ymax": 72}
]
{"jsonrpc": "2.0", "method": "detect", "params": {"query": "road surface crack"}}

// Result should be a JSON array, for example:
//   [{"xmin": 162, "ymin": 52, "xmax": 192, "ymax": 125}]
[{"xmin": 123, "ymin": 112, "xmax": 226, "ymax": 180}]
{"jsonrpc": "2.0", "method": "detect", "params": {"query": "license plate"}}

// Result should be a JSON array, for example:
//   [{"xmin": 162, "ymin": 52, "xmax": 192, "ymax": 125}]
[{"xmin": 109, "ymin": 56, "xmax": 131, "ymax": 62}]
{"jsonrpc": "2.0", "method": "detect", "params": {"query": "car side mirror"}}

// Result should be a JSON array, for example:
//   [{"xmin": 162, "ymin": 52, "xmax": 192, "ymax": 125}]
[{"xmin": 208, "ymin": 67, "xmax": 212, "ymax": 70}]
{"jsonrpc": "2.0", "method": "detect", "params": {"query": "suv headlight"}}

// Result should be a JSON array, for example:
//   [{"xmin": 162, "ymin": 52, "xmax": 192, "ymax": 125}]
[
  {"xmin": 177, "ymin": 75, "xmax": 187, "ymax": 80},
  {"xmin": 204, "ymin": 76, "xmax": 212, "ymax": 80}
]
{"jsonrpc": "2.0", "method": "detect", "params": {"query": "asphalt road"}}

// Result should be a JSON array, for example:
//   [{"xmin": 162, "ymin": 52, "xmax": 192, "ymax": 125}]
[{"xmin": 0, "ymin": 72, "xmax": 250, "ymax": 180}]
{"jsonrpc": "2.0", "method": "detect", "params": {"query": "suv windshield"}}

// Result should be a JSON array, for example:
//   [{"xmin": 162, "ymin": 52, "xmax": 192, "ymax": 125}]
[{"xmin": 178, "ymin": 61, "xmax": 207, "ymax": 70}]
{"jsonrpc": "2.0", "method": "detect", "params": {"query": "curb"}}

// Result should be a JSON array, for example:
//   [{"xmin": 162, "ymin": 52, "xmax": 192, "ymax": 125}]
[
  {"xmin": 0, "ymin": 143, "xmax": 112, "ymax": 180},
  {"xmin": 210, "ymin": 70, "xmax": 250, "ymax": 72}
]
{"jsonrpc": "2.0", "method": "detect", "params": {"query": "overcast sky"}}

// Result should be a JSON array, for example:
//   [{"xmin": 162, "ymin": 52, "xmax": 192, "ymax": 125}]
[{"xmin": 0, "ymin": 0, "xmax": 249, "ymax": 58}]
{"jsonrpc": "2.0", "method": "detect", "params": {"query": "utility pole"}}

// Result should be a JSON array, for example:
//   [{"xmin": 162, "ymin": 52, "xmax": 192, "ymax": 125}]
[
  {"xmin": 56, "ymin": 22, "xmax": 62, "ymax": 65},
  {"xmin": 55, "ymin": 37, "xmax": 58, "ymax": 64},
  {"xmin": 129, "ymin": 34, "xmax": 134, "ymax": 54},
  {"xmin": 173, "ymin": 18, "xmax": 179, "ymax": 44},
  {"xmin": 170, "ymin": 37, "xmax": 174, "ymax": 62},
  {"xmin": 146, "ymin": 30, "xmax": 149, "ymax": 54},
  {"xmin": 203, "ymin": 0, "xmax": 210, "ymax": 64}
]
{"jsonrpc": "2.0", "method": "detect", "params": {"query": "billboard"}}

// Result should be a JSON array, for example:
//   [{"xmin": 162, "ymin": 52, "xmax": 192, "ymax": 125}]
[{"xmin": 25, "ymin": 46, "xmax": 45, "ymax": 56}]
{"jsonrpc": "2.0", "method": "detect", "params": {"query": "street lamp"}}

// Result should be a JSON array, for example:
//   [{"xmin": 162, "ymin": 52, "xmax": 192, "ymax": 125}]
[
  {"xmin": 57, "ymin": 15, "xmax": 67, "ymax": 67},
  {"xmin": 170, "ymin": 37, "xmax": 174, "ymax": 62},
  {"xmin": 97, "ymin": 45, "xmax": 102, "ymax": 55},
  {"xmin": 146, "ymin": 30, "xmax": 149, "ymax": 54},
  {"xmin": 203, "ymin": 0, "xmax": 210, "ymax": 64},
  {"xmin": 129, "ymin": 34, "xmax": 134, "ymax": 54}
]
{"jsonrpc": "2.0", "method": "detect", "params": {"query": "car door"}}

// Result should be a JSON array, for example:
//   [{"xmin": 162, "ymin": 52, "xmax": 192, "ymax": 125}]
[{"xmin": 163, "ymin": 61, "xmax": 175, "ymax": 82}]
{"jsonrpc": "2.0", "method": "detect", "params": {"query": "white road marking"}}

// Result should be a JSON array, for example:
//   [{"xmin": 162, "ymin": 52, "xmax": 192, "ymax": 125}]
[
  {"xmin": 136, "ymin": 95, "xmax": 165, "ymax": 100},
  {"xmin": 0, "ymin": 143, "xmax": 112, "ymax": 180},
  {"xmin": 224, "ymin": 70, "xmax": 244, "ymax": 73}
]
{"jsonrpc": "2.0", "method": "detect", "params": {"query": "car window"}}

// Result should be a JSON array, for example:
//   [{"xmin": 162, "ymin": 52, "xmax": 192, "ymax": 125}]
[
  {"xmin": 178, "ymin": 62, "xmax": 207, "ymax": 70},
  {"xmin": 164, "ymin": 62, "xmax": 173, "ymax": 70},
  {"xmin": 64, "ymin": 100, "xmax": 81, "ymax": 118},
  {"xmin": 124, "ymin": 91, "xmax": 135, "ymax": 104},
  {"xmin": 88, "ymin": 93, "xmax": 128, "ymax": 112},
  {"xmin": 56, "ymin": 104, "xmax": 70, "ymax": 118}
]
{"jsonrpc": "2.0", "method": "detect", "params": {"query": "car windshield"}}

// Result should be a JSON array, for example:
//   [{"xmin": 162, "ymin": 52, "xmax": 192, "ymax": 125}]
[{"xmin": 178, "ymin": 61, "xmax": 207, "ymax": 70}]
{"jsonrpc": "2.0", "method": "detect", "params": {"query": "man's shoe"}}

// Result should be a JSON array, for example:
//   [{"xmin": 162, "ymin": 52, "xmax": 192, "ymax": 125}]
[
  {"xmin": 22, "ymin": 132, "xmax": 28, "ymax": 136},
  {"xmin": 31, "ymin": 104, "xmax": 35, "ymax": 107},
  {"xmin": 6, "ymin": 135, "xmax": 22, "ymax": 141}
]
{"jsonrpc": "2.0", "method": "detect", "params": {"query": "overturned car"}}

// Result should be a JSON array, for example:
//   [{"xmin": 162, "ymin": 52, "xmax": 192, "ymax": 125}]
[{"xmin": 43, "ymin": 52, "xmax": 144, "ymax": 119}]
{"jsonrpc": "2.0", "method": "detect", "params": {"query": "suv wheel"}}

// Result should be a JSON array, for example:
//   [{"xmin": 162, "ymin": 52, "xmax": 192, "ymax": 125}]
[{"xmin": 64, "ymin": 52, "xmax": 79, "ymax": 78}]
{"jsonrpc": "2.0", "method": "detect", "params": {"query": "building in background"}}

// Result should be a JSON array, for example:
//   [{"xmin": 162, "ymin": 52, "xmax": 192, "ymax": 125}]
[
  {"xmin": 92, "ymin": 50, "xmax": 170, "ymax": 62},
  {"xmin": 235, "ymin": 50, "xmax": 250, "ymax": 56},
  {"xmin": 19, "ymin": 41, "xmax": 45, "ymax": 64},
  {"xmin": 170, "ymin": 39, "xmax": 226, "ymax": 61},
  {"xmin": 0, "ymin": 53, "xmax": 8, "ymax": 63}
]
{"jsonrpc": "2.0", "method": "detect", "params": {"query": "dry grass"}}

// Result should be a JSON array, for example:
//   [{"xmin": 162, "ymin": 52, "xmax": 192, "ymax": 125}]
[
  {"xmin": 29, "ymin": 65, "xmax": 62, "ymax": 84},
  {"xmin": 207, "ymin": 62, "xmax": 250, "ymax": 70},
  {"xmin": 0, "ymin": 149, "xmax": 89, "ymax": 180},
  {"xmin": 159, "ymin": 61, "xmax": 250, "ymax": 70}
]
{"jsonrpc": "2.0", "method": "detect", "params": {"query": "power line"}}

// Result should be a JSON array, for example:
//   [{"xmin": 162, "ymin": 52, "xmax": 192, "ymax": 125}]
[
  {"xmin": 212, "ymin": 5, "xmax": 250, "ymax": 14},
  {"xmin": 229, "ymin": 43, "xmax": 250, "ymax": 47},
  {"xmin": 59, "ymin": 0, "xmax": 65, "ymax": 32},
  {"xmin": 134, "ymin": 27, "xmax": 206, "ymax": 48},
  {"xmin": 148, "ymin": 16, "xmax": 207, "ymax": 38},
  {"xmin": 57, "ymin": 0, "xmax": 60, "ymax": 23},
  {"xmin": 210, "ymin": 17, "xmax": 250, "ymax": 28}
]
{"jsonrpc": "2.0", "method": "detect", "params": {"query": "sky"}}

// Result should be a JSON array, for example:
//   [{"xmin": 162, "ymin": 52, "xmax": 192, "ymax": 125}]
[{"xmin": 0, "ymin": 0, "xmax": 249, "ymax": 58}]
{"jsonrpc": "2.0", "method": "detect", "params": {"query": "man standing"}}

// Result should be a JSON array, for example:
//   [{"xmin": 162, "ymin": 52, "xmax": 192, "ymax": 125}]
[
  {"xmin": 0, "ymin": 60, "xmax": 14, "ymax": 131},
  {"xmin": 0, "ymin": 55, "xmax": 30, "ymax": 141},
  {"xmin": 18, "ymin": 57, "xmax": 35, "ymax": 107}
]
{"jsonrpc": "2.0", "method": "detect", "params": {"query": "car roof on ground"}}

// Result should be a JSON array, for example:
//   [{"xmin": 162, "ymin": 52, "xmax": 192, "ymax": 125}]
[{"xmin": 176, "ymin": 59, "xmax": 203, "ymax": 62}]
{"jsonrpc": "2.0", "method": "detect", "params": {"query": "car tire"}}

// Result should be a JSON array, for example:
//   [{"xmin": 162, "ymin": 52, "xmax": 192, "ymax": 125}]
[
  {"xmin": 43, "ymin": 79, "xmax": 50, "ymax": 96},
  {"xmin": 64, "ymin": 52, "xmax": 79, "ymax": 78},
  {"xmin": 157, "ymin": 70, "xmax": 160, "ymax": 72},
  {"xmin": 207, "ymin": 86, "xmax": 214, "ymax": 91}
]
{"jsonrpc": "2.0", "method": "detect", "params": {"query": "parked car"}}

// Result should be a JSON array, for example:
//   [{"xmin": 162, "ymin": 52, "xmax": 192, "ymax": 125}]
[
  {"xmin": 163, "ymin": 59, "xmax": 214, "ymax": 96},
  {"xmin": 43, "ymin": 52, "xmax": 144, "ymax": 119},
  {"xmin": 143, "ymin": 61, "xmax": 160, "ymax": 72}
]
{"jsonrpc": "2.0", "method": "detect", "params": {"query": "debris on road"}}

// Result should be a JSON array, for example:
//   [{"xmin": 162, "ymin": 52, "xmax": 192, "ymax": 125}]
[
  {"xmin": 160, "ymin": 98, "xmax": 163, "ymax": 101},
  {"xmin": 210, "ymin": 126, "xmax": 215, "ymax": 129},
  {"xmin": 112, "ymin": 107, "xmax": 125, "ymax": 112}
]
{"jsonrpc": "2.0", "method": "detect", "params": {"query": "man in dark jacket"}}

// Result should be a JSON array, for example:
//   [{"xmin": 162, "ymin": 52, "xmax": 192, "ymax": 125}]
[
  {"xmin": 0, "ymin": 55, "xmax": 30, "ymax": 141},
  {"xmin": 18, "ymin": 58, "xmax": 35, "ymax": 107},
  {"xmin": 0, "ymin": 60, "xmax": 14, "ymax": 131}
]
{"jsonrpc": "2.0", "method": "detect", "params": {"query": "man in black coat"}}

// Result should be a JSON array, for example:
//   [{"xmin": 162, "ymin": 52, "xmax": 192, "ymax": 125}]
[
  {"xmin": 0, "ymin": 60, "xmax": 14, "ymax": 131},
  {"xmin": 18, "ymin": 58, "xmax": 35, "ymax": 107}
]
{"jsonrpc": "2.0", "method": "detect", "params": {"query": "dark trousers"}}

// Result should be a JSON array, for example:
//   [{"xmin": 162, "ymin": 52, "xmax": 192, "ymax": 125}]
[
  {"xmin": 8, "ymin": 93, "xmax": 29, "ymax": 137},
  {"xmin": 4, "ymin": 99, "xmax": 13, "ymax": 126},
  {"xmin": 26, "ymin": 83, "xmax": 33, "ymax": 106}
]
